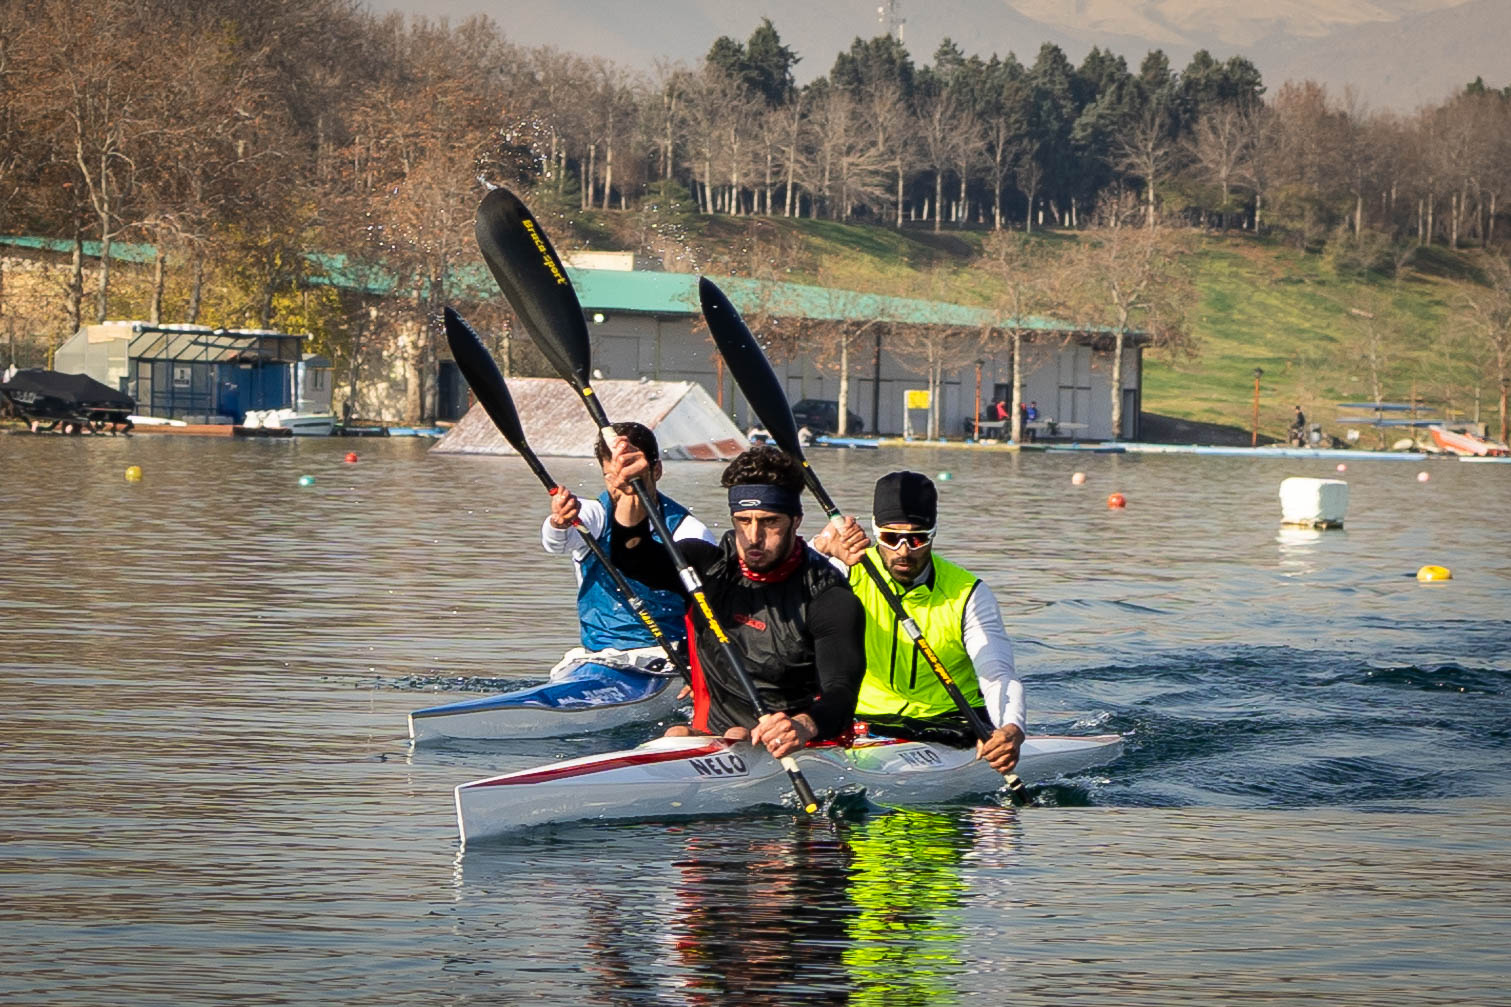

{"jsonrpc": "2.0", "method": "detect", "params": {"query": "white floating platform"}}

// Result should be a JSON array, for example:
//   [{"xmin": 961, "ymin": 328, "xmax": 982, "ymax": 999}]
[{"xmin": 1279, "ymin": 476, "xmax": 1349, "ymax": 528}]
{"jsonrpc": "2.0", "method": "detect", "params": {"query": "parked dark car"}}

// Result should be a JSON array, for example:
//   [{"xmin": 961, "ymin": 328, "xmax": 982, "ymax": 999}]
[{"xmin": 791, "ymin": 398, "xmax": 865, "ymax": 435}]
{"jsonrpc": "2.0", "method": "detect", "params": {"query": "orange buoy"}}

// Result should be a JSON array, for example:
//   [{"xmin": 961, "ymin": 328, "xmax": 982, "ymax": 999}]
[
  {"xmin": 1107, "ymin": 492, "xmax": 1126, "ymax": 509},
  {"xmin": 345, "ymin": 452, "xmax": 359, "ymax": 463}
]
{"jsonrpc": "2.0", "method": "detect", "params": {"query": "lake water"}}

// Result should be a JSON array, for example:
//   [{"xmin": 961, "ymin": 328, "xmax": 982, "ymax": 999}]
[{"xmin": 2, "ymin": 434, "xmax": 1508, "ymax": 1005}]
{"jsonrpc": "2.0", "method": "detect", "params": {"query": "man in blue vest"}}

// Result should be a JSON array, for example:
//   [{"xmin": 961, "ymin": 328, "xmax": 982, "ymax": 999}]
[
  {"xmin": 812, "ymin": 471, "xmax": 1025, "ymax": 773},
  {"xmin": 543, "ymin": 422, "xmax": 716, "ymax": 677}
]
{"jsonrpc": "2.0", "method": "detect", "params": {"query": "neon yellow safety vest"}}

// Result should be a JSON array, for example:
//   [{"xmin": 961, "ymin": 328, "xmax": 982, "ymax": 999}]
[{"xmin": 848, "ymin": 548, "xmax": 984, "ymax": 721}]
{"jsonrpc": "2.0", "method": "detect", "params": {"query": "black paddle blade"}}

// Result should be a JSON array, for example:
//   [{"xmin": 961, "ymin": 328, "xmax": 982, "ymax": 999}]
[
  {"xmin": 442, "ymin": 306, "xmax": 528, "ymax": 454},
  {"xmin": 698, "ymin": 276, "xmax": 803, "ymax": 455},
  {"xmin": 474, "ymin": 187, "xmax": 592, "ymax": 389}
]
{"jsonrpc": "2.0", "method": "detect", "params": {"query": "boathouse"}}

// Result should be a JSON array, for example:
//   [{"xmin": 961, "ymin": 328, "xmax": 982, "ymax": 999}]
[{"xmin": 52, "ymin": 322, "xmax": 309, "ymax": 422}]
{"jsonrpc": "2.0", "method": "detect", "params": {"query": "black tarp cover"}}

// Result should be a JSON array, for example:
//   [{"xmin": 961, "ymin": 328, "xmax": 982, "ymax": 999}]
[{"xmin": 0, "ymin": 368, "xmax": 135, "ymax": 419}]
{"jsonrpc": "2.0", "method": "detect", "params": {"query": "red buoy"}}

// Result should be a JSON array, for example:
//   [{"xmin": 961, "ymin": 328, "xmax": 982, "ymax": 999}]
[
  {"xmin": 1107, "ymin": 492, "xmax": 1127, "ymax": 509},
  {"xmin": 345, "ymin": 452, "xmax": 359, "ymax": 463}
]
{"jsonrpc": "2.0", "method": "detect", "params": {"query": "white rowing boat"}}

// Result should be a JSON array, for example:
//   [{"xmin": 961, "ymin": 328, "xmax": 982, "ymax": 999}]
[
  {"xmin": 455, "ymin": 732, "xmax": 1124, "ymax": 843},
  {"xmin": 409, "ymin": 648, "xmax": 684, "ymax": 742}
]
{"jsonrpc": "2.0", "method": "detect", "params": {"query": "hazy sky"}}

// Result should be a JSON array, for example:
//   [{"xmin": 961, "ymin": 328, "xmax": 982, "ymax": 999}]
[{"xmin": 358, "ymin": 0, "xmax": 1501, "ymax": 109}]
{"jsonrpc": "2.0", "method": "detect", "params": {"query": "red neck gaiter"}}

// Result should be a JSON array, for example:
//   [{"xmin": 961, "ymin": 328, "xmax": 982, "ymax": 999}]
[{"xmin": 739, "ymin": 536, "xmax": 806, "ymax": 583}]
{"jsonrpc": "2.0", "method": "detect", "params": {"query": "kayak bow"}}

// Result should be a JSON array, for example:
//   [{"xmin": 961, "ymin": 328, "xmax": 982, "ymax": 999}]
[{"xmin": 409, "ymin": 661, "xmax": 683, "ymax": 742}]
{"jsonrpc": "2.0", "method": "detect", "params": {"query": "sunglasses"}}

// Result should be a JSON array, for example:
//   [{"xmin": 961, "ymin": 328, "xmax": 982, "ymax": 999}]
[{"xmin": 872, "ymin": 523, "xmax": 936, "ymax": 551}]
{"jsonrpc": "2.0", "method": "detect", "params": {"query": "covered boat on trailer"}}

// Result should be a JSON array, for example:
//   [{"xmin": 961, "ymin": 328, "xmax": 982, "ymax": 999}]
[{"xmin": 0, "ymin": 368, "xmax": 134, "ymax": 433}]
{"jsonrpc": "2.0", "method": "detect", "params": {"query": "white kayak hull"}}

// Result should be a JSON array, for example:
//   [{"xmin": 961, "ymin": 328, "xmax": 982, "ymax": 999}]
[
  {"xmin": 409, "ymin": 662, "xmax": 682, "ymax": 742},
  {"xmin": 455, "ymin": 733, "xmax": 1124, "ymax": 844}
]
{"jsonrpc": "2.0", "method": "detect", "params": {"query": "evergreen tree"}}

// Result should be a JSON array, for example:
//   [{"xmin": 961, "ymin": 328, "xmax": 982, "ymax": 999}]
[
  {"xmin": 742, "ymin": 18, "xmax": 799, "ymax": 106},
  {"xmin": 831, "ymin": 34, "xmax": 916, "ymax": 99}
]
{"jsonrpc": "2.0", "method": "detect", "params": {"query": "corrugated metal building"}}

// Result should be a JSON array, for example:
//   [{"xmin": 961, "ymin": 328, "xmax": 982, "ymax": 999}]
[{"xmin": 545, "ymin": 267, "xmax": 1148, "ymax": 440}]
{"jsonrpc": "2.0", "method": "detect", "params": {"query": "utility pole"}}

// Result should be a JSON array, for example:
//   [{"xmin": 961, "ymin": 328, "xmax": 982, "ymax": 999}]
[
  {"xmin": 877, "ymin": 1, "xmax": 905, "ymax": 42},
  {"xmin": 973, "ymin": 359, "xmax": 983, "ymax": 441},
  {"xmin": 1251, "ymin": 367, "xmax": 1263, "ymax": 447}
]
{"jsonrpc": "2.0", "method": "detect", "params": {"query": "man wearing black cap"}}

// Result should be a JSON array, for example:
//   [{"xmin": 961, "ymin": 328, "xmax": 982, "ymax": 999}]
[
  {"xmin": 591, "ymin": 441, "xmax": 866, "ymax": 759},
  {"xmin": 813, "ymin": 470, "xmax": 1025, "ymax": 773}
]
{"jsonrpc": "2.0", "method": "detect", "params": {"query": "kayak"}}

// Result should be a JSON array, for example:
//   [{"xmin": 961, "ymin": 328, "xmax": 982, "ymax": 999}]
[
  {"xmin": 455, "ymin": 732, "xmax": 1124, "ymax": 843},
  {"xmin": 409, "ymin": 652, "xmax": 684, "ymax": 743}
]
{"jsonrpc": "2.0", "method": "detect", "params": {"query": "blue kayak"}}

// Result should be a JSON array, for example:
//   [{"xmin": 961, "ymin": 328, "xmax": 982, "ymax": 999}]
[{"xmin": 409, "ymin": 659, "xmax": 684, "ymax": 742}]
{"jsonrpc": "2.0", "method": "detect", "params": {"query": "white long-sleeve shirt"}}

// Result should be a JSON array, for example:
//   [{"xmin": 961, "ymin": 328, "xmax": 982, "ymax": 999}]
[{"xmin": 958, "ymin": 578, "xmax": 1026, "ymax": 734}]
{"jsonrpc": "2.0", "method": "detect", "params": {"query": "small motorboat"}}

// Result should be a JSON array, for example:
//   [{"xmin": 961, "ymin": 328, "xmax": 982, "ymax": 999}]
[
  {"xmin": 1428, "ymin": 424, "xmax": 1508, "ymax": 457},
  {"xmin": 241, "ymin": 408, "xmax": 335, "ymax": 436}
]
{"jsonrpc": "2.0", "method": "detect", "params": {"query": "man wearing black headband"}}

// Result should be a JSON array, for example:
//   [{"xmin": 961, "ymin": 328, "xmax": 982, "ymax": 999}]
[
  {"xmin": 605, "ymin": 442, "xmax": 866, "ymax": 759},
  {"xmin": 813, "ymin": 470, "xmax": 1026, "ymax": 774}
]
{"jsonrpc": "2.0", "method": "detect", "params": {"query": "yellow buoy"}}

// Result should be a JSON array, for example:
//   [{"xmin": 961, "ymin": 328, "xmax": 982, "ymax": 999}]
[
  {"xmin": 1416, "ymin": 565, "xmax": 1452, "ymax": 582},
  {"xmin": 124, "ymin": 465, "xmax": 142, "ymax": 482}
]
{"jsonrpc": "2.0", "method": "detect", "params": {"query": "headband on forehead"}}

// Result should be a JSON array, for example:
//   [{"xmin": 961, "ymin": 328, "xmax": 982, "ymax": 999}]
[{"xmin": 728, "ymin": 483, "xmax": 803, "ymax": 516}]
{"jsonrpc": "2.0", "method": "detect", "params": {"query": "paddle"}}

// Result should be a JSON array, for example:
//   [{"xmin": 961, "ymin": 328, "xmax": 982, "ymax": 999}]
[
  {"xmin": 698, "ymin": 276, "xmax": 1029, "ymax": 804},
  {"xmin": 472, "ymin": 187, "xmax": 820, "ymax": 814},
  {"xmin": 442, "ymin": 306, "xmax": 688, "ymax": 679}
]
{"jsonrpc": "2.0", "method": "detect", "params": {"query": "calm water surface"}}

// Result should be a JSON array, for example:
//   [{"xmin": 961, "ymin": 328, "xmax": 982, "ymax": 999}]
[{"xmin": 2, "ymin": 435, "xmax": 1508, "ymax": 1005}]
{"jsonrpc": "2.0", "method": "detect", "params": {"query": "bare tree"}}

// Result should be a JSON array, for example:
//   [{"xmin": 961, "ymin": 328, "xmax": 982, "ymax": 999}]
[
  {"xmin": 1064, "ymin": 213, "xmax": 1194, "ymax": 438},
  {"xmin": 950, "ymin": 107, "xmax": 985, "ymax": 226},
  {"xmin": 981, "ymin": 230, "xmax": 1070, "ymax": 441},
  {"xmin": 1186, "ymin": 104, "xmax": 1250, "ymax": 226},
  {"xmin": 861, "ymin": 80, "xmax": 914, "ymax": 228},
  {"xmin": 914, "ymin": 89, "xmax": 965, "ymax": 232},
  {"xmin": 886, "ymin": 266, "xmax": 986, "ymax": 438},
  {"xmin": 1459, "ymin": 252, "xmax": 1511, "ymax": 444},
  {"xmin": 1268, "ymin": 80, "xmax": 1347, "ymax": 247},
  {"xmin": 679, "ymin": 64, "xmax": 746, "ymax": 214},
  {"xmin": 37, "ymin": 0, "xmax": 172, "ymax": 322},
  {"xmin": 646, "ymin": 61, "xmax": 690, "ymax": 183},
  {"xmin": 803, "ymin": 86, "xmax": 888, "ymax": 220},
  {"xmin": 1113, "ymin": 100, "xmax": 1178, "ymax": 229}
]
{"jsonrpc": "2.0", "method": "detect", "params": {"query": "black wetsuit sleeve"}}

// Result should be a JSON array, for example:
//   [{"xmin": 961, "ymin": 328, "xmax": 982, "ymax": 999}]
[
  {"xmin": 802, "ymin": 585, "xmax": 866, "ymax": 741},
  {"xmin": 608, "ymin": 514, "xmax": 720, "ymax": 599}
]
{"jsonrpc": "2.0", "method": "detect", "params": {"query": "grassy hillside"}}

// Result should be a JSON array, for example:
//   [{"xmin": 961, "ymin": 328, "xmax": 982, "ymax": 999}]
[{"xmin": 576, "ymin": 202, "xmax": 1493, "ymax": 442}]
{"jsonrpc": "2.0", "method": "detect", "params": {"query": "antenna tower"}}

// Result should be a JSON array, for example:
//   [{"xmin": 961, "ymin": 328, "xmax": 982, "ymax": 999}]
[{"xmin": 876, "ymin": 0, "xmax": 905, "ymax": 42}]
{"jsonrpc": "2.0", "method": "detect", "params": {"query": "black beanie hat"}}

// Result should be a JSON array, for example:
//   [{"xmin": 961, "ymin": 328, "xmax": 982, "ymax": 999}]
[{"xmin": 873, "ymin": 470, "xmax": 937, "ymax": 527}]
